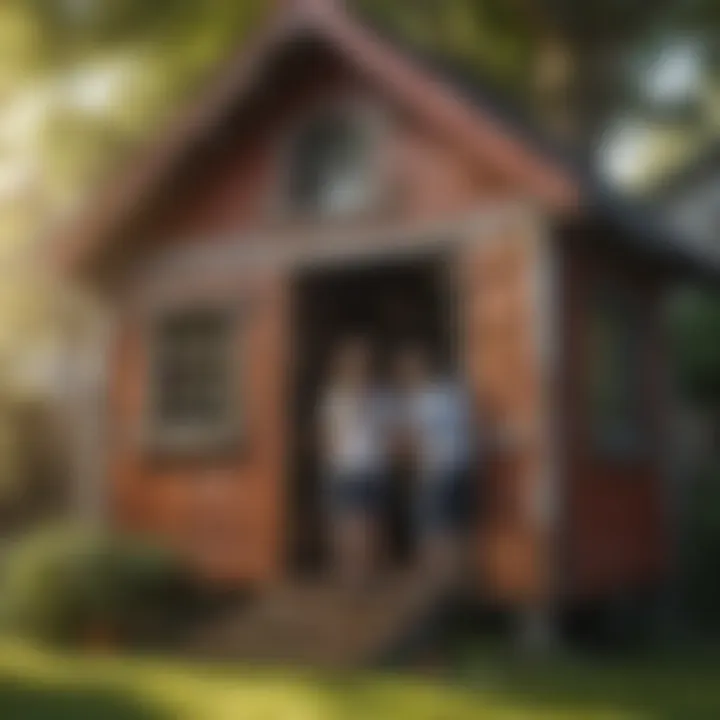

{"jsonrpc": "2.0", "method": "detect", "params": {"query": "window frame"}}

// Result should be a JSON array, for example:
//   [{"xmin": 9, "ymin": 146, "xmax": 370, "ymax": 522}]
[
  {"xmin": 273, "ymin": 100, "xmax": 389, "ymax": 222},
  {"xmin": 141, "ymin": 303, "xmax": 244, "ymax": 457}
]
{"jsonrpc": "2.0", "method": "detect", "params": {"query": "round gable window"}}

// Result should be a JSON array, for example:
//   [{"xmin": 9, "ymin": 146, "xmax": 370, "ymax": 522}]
[{"xmin": 287, "ymin": 111, "xmax": 376, "ymax": 217}]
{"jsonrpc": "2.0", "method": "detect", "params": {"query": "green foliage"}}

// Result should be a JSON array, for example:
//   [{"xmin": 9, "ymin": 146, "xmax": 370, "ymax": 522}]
[
  {"xmin": 684, "ymin": 464, "xmax": 720, "ymax": 631},
  {"xmin": 670, "ymin": 288, "xmax": 720, "ymax": 408},
  {"xmin": 0, "ymin": 0, "xmax": 268, "ymax": 67},
  {"xmin": 0, "ymin": 526, "xmax": 192, "ymax": 646},
  {"xmin": 355, "ymin": 0, "xmax": 534, "ymax": 93},
  {"xmin": 668, "ymin": 289, "xmax": 720, "ymax": 633}
]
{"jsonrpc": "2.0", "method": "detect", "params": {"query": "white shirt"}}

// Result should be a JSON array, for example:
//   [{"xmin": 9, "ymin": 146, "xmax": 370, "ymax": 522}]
[
  {"xmin": 404, "ymin": 380, "xmax": 474, "ymax": 480},
  {"xmin": 320, "ymin": 387, "xmax": 388, "ymax": 477}
]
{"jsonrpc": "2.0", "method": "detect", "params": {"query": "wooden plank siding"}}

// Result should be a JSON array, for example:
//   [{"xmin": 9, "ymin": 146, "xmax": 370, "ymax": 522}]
[
  {"xmin": 110, "ymin": 271, "xmax": 288, "ymax": 584},
  {"xmin": 462, "ymin": 223, "xmax": 558, "ymax": 604}
]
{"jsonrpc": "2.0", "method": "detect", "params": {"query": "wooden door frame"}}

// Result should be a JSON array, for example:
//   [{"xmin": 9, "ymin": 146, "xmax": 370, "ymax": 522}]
[{"xmin": 284, "ymin": 245, "xmax": 462, "ymax": 574}]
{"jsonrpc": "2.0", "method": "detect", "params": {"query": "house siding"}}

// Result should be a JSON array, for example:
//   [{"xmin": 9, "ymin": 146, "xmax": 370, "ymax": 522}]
[
  {"xmin": 558, "ymin": 234, "xmax": 671, "ymax": 599},
  {"xmin": 100, "ymin": 36, "xmax": 673, "ymax": 602},
  {"xmin": 107, "ymin": 41, "xmax": 519, "ymax": 586}
]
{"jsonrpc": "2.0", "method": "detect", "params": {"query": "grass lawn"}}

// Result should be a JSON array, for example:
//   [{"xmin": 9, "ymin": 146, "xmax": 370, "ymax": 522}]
[{"xmin": 1, "ymin": 641, "xmax": 720, "ymax": 719}]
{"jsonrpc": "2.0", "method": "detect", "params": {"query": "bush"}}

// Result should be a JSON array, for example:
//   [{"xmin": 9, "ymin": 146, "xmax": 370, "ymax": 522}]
[
  {"xmin": 684, "ymin": 465, "xmax": 720, "ymax": 634},
  {"xmin": 0, "ymin": 525, "xmax": 193, "ymax": 647}
]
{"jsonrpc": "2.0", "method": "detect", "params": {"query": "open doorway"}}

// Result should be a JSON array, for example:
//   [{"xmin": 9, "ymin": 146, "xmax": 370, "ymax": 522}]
[{"xmin": 289, "ymin": 251, "xmax": 458, "ymax": 576}]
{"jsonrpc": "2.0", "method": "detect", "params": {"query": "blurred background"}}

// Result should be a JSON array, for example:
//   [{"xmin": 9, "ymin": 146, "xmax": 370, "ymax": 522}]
[{"xmin": 0, "ymin": 1, "xmax": 718, "ymax": 717}]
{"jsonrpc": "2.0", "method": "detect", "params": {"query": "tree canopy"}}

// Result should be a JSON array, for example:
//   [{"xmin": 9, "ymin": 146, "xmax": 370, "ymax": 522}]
[{"xmin": 0, "ymin": 0, "xmax": 716, "ymax": 398}]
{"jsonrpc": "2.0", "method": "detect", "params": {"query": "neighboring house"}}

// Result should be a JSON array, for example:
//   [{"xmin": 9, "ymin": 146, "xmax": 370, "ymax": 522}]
[{"xmin": 55, "ymin": 0, "xmax": 717, "ymax": 658}]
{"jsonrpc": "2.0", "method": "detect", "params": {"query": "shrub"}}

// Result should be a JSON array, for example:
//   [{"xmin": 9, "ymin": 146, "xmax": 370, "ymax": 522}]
[
  {"xmin": 684, "ymin": 464, "xmax": 720, "ymax": 634},
  {"xmin": 0, "ymin": 525, "xmax": 192, "ymax": 647}
]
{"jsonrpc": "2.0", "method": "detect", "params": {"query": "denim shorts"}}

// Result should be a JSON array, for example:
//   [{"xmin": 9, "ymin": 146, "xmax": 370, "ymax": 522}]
[
  {"xmin": 326, "ymin": 471, "xmax": 386, "ymax": 517},
  {"xmin": 416, "ymin": 467, "xmax": 474, "ymax": 534}
]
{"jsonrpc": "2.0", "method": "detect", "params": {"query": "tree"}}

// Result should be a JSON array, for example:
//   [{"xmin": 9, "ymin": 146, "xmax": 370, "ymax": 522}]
[
  {"xmin": 356, "ymin": 0, "xmax": 720, "ymax": 166},
  {"xmin": 672, "ymin": 289, "xmax": 720, "ymax": 419}
]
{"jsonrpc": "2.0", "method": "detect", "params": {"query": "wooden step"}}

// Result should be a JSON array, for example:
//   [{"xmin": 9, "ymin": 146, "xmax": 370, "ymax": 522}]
[{"xmin": 187, "ymin": 570, "xmax": 453, "ymax": 668}]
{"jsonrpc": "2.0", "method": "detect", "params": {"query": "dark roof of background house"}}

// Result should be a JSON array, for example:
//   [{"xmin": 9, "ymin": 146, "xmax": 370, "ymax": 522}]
[
  {"xmin": 652, "ymin": 142, "xmax": 720, "ymax": 200},
  {"xmin": 355, "ymin": 10, "xmax": 719, "ymax": 282}
]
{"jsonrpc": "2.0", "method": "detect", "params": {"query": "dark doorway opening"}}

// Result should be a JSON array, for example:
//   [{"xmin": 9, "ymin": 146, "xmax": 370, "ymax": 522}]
[{"xmin": 289, "ymin": 251, "xmax": 457, "ymax": 576}]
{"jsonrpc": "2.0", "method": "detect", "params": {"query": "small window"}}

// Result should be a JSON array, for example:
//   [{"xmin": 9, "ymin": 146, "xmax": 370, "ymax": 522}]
[
  {"xmin": 148, "ymin": 309, "xmax": 237, "ymax": 450},
  {"xmin": 287, "ymin": 111, "xmax": 374, "ymax": 217},
  {"xmin": 588, "ymin": 289, "xmax": 646, "ymax": 458}
]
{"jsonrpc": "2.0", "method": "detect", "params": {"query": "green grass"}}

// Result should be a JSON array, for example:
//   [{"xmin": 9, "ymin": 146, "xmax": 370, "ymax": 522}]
[{"xmin": 1, "ymin": 641, "xmax": 720, "ymax": 719}]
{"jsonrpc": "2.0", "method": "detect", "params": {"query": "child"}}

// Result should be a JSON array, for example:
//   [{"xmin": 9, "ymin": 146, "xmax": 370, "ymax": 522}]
[
  {"xmin": 394, "ymin": 346, "xmax": 476, "ymax": 585},
  {"xmin": 319, "ymin": 337, "xmax": 389, "ymax": 589}
]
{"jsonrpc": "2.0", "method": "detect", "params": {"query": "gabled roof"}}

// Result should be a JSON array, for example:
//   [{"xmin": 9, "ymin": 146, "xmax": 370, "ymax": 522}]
[
  {"xmin": 56, "ymin": 0, "xmax": 718, "ymax": 282},
  {"xmin": 56, "ymin": 0, "xmax": 576, "ymax": 273}
]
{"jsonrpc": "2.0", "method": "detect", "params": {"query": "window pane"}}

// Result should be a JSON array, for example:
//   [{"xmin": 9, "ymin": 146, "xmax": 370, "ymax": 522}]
[
  {"xmin": 153, "ymin": 310, "xmax": 234, "ymax": 435},
  {"xmin": 289, "ymin": 114, "xmax": 371, "ymax": 216}
]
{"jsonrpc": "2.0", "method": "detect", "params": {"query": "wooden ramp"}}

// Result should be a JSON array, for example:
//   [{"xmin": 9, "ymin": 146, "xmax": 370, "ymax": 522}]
[{"xmin": 189, "ymin": 571, "xmax": 453, "ymax": 669}]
